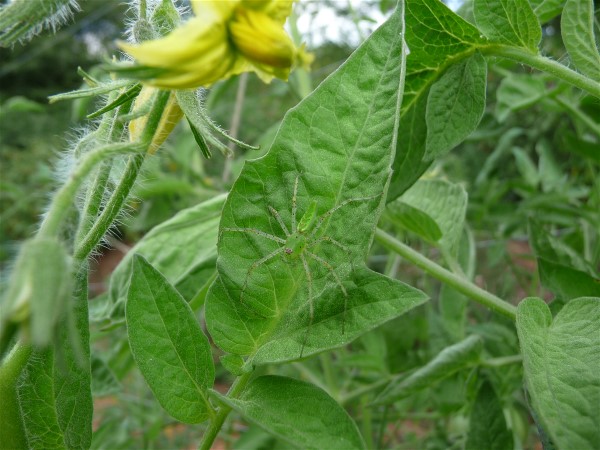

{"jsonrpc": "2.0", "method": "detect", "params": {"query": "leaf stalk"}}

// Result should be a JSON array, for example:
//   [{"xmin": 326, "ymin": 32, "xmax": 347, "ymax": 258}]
[
  {"xmin": 486, "ymin": 45, "xmax": 600, "ymax": 99},
  {"xmin": 374, "ymin": 228, "xmax": 517, "ymax": 320}
]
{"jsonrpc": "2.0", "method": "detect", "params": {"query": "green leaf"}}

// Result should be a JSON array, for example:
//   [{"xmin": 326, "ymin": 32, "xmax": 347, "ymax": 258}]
[
  {"xmin": 91, "ymin": 355, "xmax": 121, "ymax": 397},
  {"xmin": 206, "ymin": 7, "xmax": 427, "ymax": 365},
  {"xmin": 474, "ymin": 0, "xmax": 542, "ymax": 51},
  {"xmin": 475, "ymin": 128, "xmax": 524, "ymax": 185},
  {"xmin": 48, "ymin": 79, "xmax": 134, "ymax": 103},
  {"xmin": 390, "ymin": 179, "xmax": 468, "ymax": 254},
  {"xmin": 561, "ymin": 0, "xmax": 600, "ymax": 81},
  {"xmin": 389, "ymin": 92, "xmax": 431, "ymax": 199},
  {"xmin": 386, "ymin": 201, "xmax": 443, "ymax": 243},
  {"xmin": 109, "ymin": 194, "xmax": 224, "ymax": 310},
  {"xmin": 390, "ymin": 0, "xmax": 485, "ymax": 200},
  {"xmin": 538, "ymin": 259, "xmax": 600, "ymax": 299},
  {"xmin": 425, "ymin": 52, "xmax": 487, "ymax": 159},
  {"xmin": 562, "ymin": 132, "xmax": 600, "ymax": 163},
  {"xmin": 466, "ymin": 381, "xmax": 514, "ymax": 450},
  {"xmin": 187, "ymin": 117, "xmax": 212, "ymax": 159},
  {"xmin": 87, "ymin": 83, "xmax": 142, "ymax": 119},
  {"xmin": 512, "ymin": 147, "xmax": 539, "ymax": 188},
  {"xmin": 529, "ymin": 219, "xmax": 597, "ymax": 275},
  {"xmin": 494, "ymin": 74, "xmax": 548, "ymax": 122},
  {"xmin": 530, "ymin": 0, "xmax": 566, "ymax": 23},
  {"xmin": 516, "ymin": 297, "xmax": 600, "ymax": 449},
  {"xmin": 17, "ymin": 269, "xmax": 92, "ymax": 449},
  {"xmin": 125, "ymin": 255, "xmax": 214, "ymax": 424},
  {"xmin": 374, "ymin": 335, "xmax": 482, "ymax": 404},
  {"xmin": 213, "ymin": 375, "xmax": 365, "ymax": 450},
  {"xmin": 529, "ymin": 220, "xmax": 600, "ymax": 299}
]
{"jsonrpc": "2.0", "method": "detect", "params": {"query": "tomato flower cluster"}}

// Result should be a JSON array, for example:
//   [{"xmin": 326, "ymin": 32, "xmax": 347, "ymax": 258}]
[{"xmin": 119, "ymin": 0, "xmax": 312, "ymax": 89}]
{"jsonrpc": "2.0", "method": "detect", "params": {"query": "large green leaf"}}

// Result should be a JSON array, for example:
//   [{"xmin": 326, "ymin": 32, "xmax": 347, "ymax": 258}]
[
  {"xmin": 17, "ymin": 269, "xmax": 92, "ymax": 449},
  {"xmin": 466, "ymin": 381, "xmax": 513, "ymax": 450},
  {"xmin": 206, "ymin": 7, "xmax": 427, "ymax": 366},
  {"xmin": 561, "ymin": 0, "xmax": 600, "ymax": 81},
  {"xmin": 213, "ymin": 375, "xmax": 365, "ymax": 450},
  {"xmin": 474, "ymin": 0, "xmax": 542, "ymax": 51},
  {"xmin": 516, "ymin": 297, "xmax": 600, "ymax": 450},
  {"xmin": 389, "ymin": 0, "xmax": 486, "ymax": 200},
  {"xmin": 374, "ymin": 335, "xmax": 482, "ymax": 404},
  {"xmin": 425, "ymin": 51, "xmax": 487, "ymax": 159},
  {"xmin": 125, "ymin": 255, "xmax": 214, "ymax": 424}
]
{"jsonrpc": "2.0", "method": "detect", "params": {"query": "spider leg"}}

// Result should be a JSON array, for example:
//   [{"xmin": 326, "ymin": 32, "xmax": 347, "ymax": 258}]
[
  {"xmin": 220, "ymin": 227, "xmax": 285, "ymax": 244},
  {"xmin": 268, "ymin": 206, "xmax": 290, "ymax": 237},
  {"xmin": 291, "ymin": 175, "xmax": 299, "ymax": 234},
  {"xmin": 300, "ymin": 253, "xmax": 313, "ymax": 358},
  {"xmin": 306, "ymin": 251, "xmax": 348, "ymax": 335},
  {"xmin": 240, "ymin": 246, "xmax": 286, "ymax": 304},
  {"xmin": 313, "ymin": 235, "xmax": 351, "ymax": 254},
  {"xmin": 309, "ymin": 192, "xmax": 383, "ymax": 239}
]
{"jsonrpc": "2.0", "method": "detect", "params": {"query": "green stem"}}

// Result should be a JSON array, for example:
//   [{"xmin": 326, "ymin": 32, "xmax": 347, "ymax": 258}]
[
  {"xmin": 139, "ymin": 0, "xmax": 147, "ymax": 19},
  {"xmin": 320, "ymin": 353, "xmax": 338, "ymax": 399},
  {"xmin": 37, "ymin": 142, "xmax": 144, "ymax": 238},
  {"xmin": 73, "ymin": 161, "xmax": 112, "ymax": 245},
  {"xmin": 374, "ymin": 229, "xmax": 517, "ymax": 320},
  {"xmin": 340, "ymin": 377, "xmax": 392, "ymax": 406},
  {"xmin": 199, "ymin": 372, "xmax": 253, "ymax": 450},
  {"xmin": 486, "ymin": 45, "xmax": 600, "ymax": 99},
  {"xmin": 74, "ymin": 93, "xmax": 133, "ymax": 246},
  {"xmin": 73, "ymin": 154, "xmax": 143, "ymax": 261},
  {"xmin": 73, "ymin": 90, "xmax": 170, "ymax": 262},
  {"xmin": 481, "ymin": 354, "xmax": 523, "ymax": 367}
]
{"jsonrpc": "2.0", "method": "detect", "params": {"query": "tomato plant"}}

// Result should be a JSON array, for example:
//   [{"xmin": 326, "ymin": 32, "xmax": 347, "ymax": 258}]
[{"xmin": 1, "ymin": 0, "xmax": 598, "ymax": 449}]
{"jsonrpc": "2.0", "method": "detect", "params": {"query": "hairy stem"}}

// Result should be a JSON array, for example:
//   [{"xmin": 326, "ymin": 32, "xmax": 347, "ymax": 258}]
[
  {"xmin": 74, "ymin": 93, "xmax": 134, "ymax": 246},
  {"xmin": 73, "ymin": 90, "xmax": 170, "ymax": 262},
  {"xmin": 486, "ymin": 45, "xmax": 600, "ymax": 99},
  {"xmin": 37, "ymin": 142, "xmax": 143, "ymax": 239},
  {"xmin": 375, "ymin": 229, "xmax": 517, "ymax": 320}
]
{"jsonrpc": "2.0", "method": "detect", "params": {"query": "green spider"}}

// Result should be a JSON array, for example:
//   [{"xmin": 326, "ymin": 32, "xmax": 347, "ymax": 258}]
[{"xmin": 221, "ymin": 176, "xmax": 381, "ymax": 352}]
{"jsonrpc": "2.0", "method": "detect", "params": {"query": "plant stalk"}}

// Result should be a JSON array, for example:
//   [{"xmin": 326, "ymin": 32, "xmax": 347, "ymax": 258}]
[
  {"xmin": 487, "ymin": 45, "xmax": 600, "ymax": 99},
  {"xmin": 74, "ymin": 90, "xmax": 170, "ymax": 262},
  {"xmin": 199, "ymin": 372, "xmax": 253, "ymax": 450},
  {"xmin": 374, "ymin": 229, "xmax": 517, "ymax": 320},
  {"xmin": 37, "ymin": 142, "xmax": 143, "ymax": 239}
]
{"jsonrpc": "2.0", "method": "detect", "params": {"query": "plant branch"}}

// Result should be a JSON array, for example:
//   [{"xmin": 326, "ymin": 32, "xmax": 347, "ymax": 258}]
[
  {"xmin": 486, "ymin": 46, "xmax": 600, "ymax": 99},
  {"xmin": 199, "ymin": 372, "xmax": 253, "ymax": 450},
  {"xmin": 37, "ymin": 142, "xmax": 144, "ymax": 238},
  {"xmin": 74, "ymin": 92, "xmax": 134, "ymax": 246},
  {"xmin": 374, "ymin": 229, "xmax": 517, "ymax": 320},
  {"xmin": 73, "ymin": 90, "xmax": 171, "ymax": 262},
  {"xmin": 481, "ymin": 355, "xmax": 523, "ymax": 367}
]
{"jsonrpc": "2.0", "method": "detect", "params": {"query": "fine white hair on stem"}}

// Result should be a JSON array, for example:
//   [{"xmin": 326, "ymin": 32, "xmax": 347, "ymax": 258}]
[{"xmin": 0, "ymin": 0, "xmax": 81, "ymax": 46}]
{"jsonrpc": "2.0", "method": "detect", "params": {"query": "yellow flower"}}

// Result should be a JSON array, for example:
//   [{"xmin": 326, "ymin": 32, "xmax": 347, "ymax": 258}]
[{"xmin": 119, "ymin": 0, "xmax": 311, "ymax": 89}]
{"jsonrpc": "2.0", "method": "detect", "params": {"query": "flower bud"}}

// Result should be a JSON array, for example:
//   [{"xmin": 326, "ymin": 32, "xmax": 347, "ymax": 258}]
[{"xmin": 129, "ymin": 87, "xmax": 183, "ymax": 153}]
